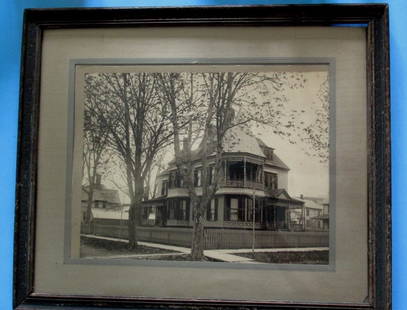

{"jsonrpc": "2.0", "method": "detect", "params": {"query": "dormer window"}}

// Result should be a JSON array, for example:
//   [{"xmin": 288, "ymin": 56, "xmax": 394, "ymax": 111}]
[
  {"xmin": 265, "ymin": 148, "xmax": 274, "ymax": 160},
  {"xmin": 169, "ymin": 171, "xmax": 183, "ymax": 188},
  {"xmin": 194, "ymin": 169, "xmax": 202, "ymax": 187},
  {"xmin": 264, "ymin": 172, "xmax": 278, "ymax": 190},
  {"xmin": 161, "ymin": 180, "xmax": 168, "ymax": 196}
]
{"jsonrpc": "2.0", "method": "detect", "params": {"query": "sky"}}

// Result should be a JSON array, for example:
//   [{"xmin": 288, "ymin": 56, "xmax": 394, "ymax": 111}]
[{"xmin": 252, "ymin": 70, "xmax": 329, "ymax": 199}]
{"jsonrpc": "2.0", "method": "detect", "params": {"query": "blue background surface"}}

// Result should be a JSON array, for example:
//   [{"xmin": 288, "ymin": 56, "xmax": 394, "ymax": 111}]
[{"xmin": 1, "ymin": 0, "xmax": 405, "ymax": 309}]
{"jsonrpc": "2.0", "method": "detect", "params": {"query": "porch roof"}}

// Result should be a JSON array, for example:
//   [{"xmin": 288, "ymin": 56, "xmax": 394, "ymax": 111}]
[
  {"xmin": 315, "ymin": 214, "xmax": 329, "ymax": 221},
  {"xmin": 82, "ymin": 186, "xmax": 121, "ymax": 204},
  {"xmin": 141, "ymin": 197, "xmax": 166, "ymax": 206},
  {"xmin": 91, "ymin": 207, "xmax": 129, "ymax": 220},
  {"xmin": 265, "ymin": 189, "xmax": 304, "ymax": 207}
]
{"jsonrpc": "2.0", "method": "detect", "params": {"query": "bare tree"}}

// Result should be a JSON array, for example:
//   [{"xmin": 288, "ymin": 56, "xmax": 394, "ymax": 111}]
[
  {"xmin": 156, "ymin": 72, "xmax": 300, "ymax": 260},
  {"xmin": 84, "ymin": 72, "xmax": 174, "ymax": 248}
]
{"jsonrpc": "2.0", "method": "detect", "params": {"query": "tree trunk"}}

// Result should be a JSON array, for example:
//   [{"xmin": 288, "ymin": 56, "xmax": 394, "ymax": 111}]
[
  {"xmin": 127, "ymin": 202, "xmax": 138, "ymax": 249},
  {"xmin": 191, "ymin": 199, "xmax": 205, "ymax": 260},
  {"xmin": 85, "ymin": 185, "xmax": 93, "ymax": 224},
  {"xmin": 127, "ymin": 180, "xmax": 144, "ymax": 249},
  {"xmin": 85, "ymin": 188, "xmax": 94, "ymax": 235}
]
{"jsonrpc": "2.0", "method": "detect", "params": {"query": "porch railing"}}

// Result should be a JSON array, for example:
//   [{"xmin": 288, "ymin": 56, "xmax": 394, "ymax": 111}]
[{"xmin": 220, "ymin": 179, "xmax": 264, "ymax": 190}]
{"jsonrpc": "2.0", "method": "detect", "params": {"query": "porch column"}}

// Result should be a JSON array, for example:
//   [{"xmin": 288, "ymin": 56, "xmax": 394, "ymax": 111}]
[
  {"xmin": 273, "ymin": 207, "xmax": 277, "ymax": 230},
  {"xmin": 302, "ymin": 205, "xmax": 306, "ymax": 231},
  {"xmin": 286, "ymin": 208, "xmax": 291, "ymax": 231},
  {"xmin": 261, "ymin": 165, "xmax": 264, "ymax": 185},
  {"xmin": 243, "ymin": 156, "xmax": 246, "ymax": 187},
  {"xmin": 224, "ymin": 159, "xmax": 227, "ymax": 182}
]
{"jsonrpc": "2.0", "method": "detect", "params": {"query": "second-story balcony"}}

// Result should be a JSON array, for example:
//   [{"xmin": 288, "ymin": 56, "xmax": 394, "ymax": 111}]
[
  {"xmin": 167, "ymin": 156, "xmax": 269, "ymax": 192},
  {"xmin": 219, "ymin": 157, "xmax": 265, "ymax": 191},
  {"xmin": 219, "ymin": 179, "xmax": 264, "ymax": 191}
]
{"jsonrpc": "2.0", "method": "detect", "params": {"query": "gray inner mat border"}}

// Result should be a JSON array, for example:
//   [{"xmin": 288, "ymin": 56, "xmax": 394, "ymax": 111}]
[{"xmin": 64, "ymin": 57, "xmax": 336, "ymax": 272}]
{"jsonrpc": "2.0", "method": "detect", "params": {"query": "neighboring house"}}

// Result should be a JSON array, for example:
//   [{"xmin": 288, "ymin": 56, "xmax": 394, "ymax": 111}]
[
  {"xmin": 316, "ymin": 199, "xmax": 329, "ymax": 231},
  {"xmin": 141, "ymin": 126, "xmax": 303, "ymax": 231},
  {"xmin": 288, "ymin": 208, "xmax": 304, "ymax": 231},
  {"xmin": 295, "ymin": 196, "xmax": 329, "ymax": 231},
  {"xmin": 81, "ymin": 174, "xmax": 122, "ymax": 223}
]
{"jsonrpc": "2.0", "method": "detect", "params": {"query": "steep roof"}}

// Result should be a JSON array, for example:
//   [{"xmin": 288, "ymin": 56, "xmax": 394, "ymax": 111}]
[
  {"xmin": 165, "ymin": 126, "xmax": 290, "ymax": 171},
  {"xmin": 295, "ymin": 197, "xmax": 324, "ymax": 210},
  {"xmin": 91, "ymin": 206, "xmax": 129, "ymax": 220},
  {"xmin": 257, "ymin": 138, "xmax": 289, "ymax": 170},
  {"xmin": 82, "ymin": 185, "xmax": 121, "ymax": 205},
  {"xmin": 264, "ymin": 153, "xmax": 290, "ymax": 171},
  {"xmin": 223, "ymin": 126, "xmax": 266, "ymax": 157},
  {"xmin": 267, "ymin": 188, "xmax": 304, "ymax": 205}
]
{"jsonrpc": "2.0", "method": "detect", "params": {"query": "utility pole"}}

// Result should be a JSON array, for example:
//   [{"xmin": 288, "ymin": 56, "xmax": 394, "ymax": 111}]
[{"xmin": 252, "ymin": 190, "xmax": 256, "ymax": 257}]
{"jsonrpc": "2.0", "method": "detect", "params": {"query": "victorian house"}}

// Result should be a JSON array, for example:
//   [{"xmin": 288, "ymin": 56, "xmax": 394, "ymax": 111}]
[{"xmin": 141, "ymin": 126, "xmax": 303, "ymax": 231}]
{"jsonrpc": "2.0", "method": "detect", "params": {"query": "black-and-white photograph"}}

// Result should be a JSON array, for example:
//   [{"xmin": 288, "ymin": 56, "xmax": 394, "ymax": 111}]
[{"xmin": 79, "ymin": 65, "xmax": 330, "ymax": 265}]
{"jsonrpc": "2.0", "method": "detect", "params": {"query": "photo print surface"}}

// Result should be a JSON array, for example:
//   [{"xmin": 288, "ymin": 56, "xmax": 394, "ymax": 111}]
[{"xmin": 77, "ymin": 64, "xmax": 331, "ymax": 265}]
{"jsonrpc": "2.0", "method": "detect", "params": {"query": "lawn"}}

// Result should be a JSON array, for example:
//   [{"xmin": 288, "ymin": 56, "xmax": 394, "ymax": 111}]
[{"xmin": 80, "ymin": 236, "xmax": 176, "ymax": 258}]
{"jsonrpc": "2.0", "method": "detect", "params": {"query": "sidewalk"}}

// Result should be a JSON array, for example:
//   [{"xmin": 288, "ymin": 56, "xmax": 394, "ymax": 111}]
[{"xmin": 81, "ymin": 234, "xmax": 328, "ymax": 263}]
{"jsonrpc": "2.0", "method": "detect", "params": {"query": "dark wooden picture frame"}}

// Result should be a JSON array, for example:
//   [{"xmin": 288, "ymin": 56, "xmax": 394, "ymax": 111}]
[{"xmin": 13, "ymin": 4, "xmax": 391, "ymax": 310}]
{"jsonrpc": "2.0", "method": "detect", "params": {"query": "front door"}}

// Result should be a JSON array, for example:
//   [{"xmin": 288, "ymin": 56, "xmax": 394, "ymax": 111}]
[{"xmin": 275, "ymin": 207, "xmax": 287, "ymax": 230}]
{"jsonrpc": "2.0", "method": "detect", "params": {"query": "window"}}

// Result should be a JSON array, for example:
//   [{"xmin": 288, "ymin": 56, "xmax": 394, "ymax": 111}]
[
  {"xmin": 228, "ymin": 161, "xmax": 244, "ymax": 181},
  {"xmin": 168, "ymin": 200, "xmax": 175, "ymax": 219},
  {"xmin": 246, "ymin": 198, "xmax": 262, "ymax": 222},
  {"xmin": 142, "ymin": 207, "xmax": 150, "ymax": 219},
  {"xmin": 264, "ymin": 147, "xmax": 273, "ymax": 160},
  {"xmin": 256, "ymin": 166, "xmax": 262, "ymax": 183},
  {"xmin": 194, "ymin": 168, "xmax": 202, "ymax": 187},
  {"xmin": 246, "ymin": 198, "xmax": 253, "ymax": 221},
  {"xmin": 148, "ymin": 207, "xmax": 156, "ymax": 220},
  {"xmin": 225, "ymin": 196, "xmax": 244, "ymax": 221},
  {"xmin": 180, "ymin": 199, "xmax": 188, "ymax": 220},
  {"xmin": 94, "ymin": 200, "xmax": 105, "ymax": 208},
  {"xmin": 246, "ymin": 162, "xmax": 261, "ymax": 182},
  {"xmin": 178, "ymin": 173, "xmax": 184, "ymax": 187},
  {"xmin": 161, "ymin": 180, "xmax": 168, "ymax": 196},
  {"xmin": 169, "ymin": 171, "xmax": 183, "ymax": 188},
  {"xmin": 167, "ymin": 198, "xmax": 190, "ymax": 221},
  {"xmin": 208, "ymin": 166, "xmax": 215, "ymax": 185},
  {"xmin": 230, "ymin": 198, "xmax": 239, "ymax": 221},
  {"xmin": 264, "ymin": 172, "xmax": 278, "ymax": 189},
  {"xmin": 207, "ymin": 198, "xmax": 218, "ymax": 221},
  {"xmin": 168, "ymin": 172, "xmax": 174, "ymax": 188},
  {"xmin": 224, "ymin": 195, "xmax": 262, "ymax": 222}
]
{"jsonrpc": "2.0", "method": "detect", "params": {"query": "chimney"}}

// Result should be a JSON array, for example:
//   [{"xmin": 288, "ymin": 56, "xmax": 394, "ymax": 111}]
[{"xmin": 300, "ymin": 194, "xmax": 304, "ymax": 199}]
